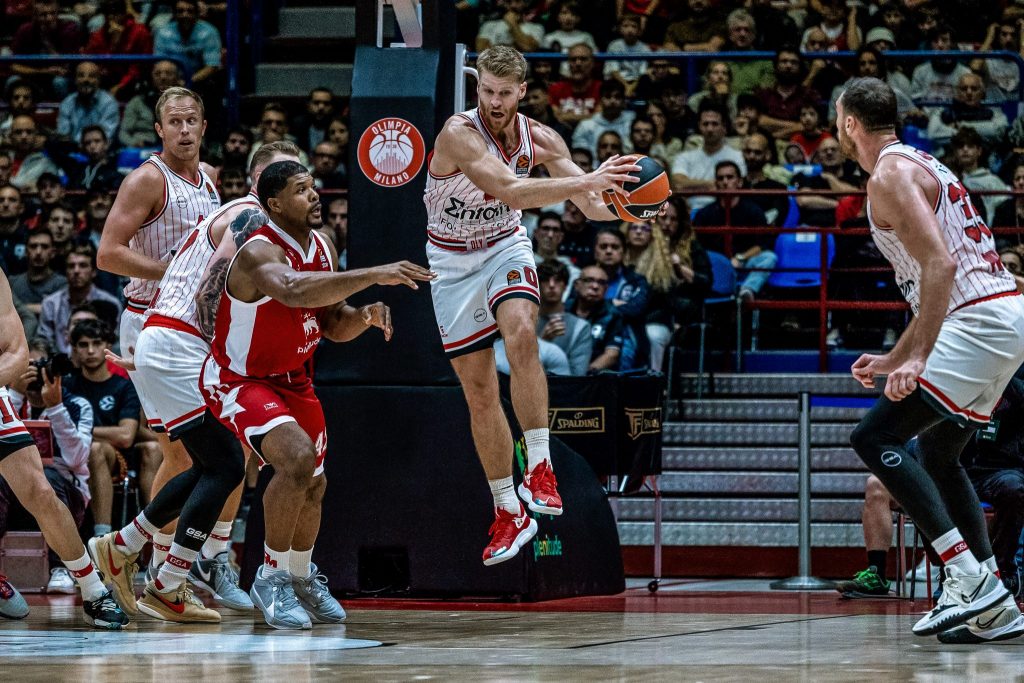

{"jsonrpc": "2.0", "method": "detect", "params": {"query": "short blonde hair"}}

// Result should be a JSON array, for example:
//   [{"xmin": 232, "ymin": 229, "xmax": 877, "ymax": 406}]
[
  {"xmin": 477, "ymin": 46, "xmax": 528, "ymax": 83},
  {"xmin": 155, "ymin": 86, "xmax": 205, "ymax": 124}
]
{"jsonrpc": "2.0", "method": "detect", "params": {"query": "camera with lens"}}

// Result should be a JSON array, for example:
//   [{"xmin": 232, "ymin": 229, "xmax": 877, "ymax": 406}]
[{"xmin": 27, "ymin": 353, "xmax": 74, "ymax": 392}]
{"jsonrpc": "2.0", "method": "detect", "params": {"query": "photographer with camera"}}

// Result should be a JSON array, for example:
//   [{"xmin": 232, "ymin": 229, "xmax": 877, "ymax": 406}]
[{"xmin": 4, "ymin": 338, "xmax": 94, "ymax": 594}]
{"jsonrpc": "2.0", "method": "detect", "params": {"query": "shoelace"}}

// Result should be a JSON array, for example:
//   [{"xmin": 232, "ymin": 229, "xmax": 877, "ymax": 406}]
[
  {"xmin": 303, "ymin": 573, "xmax": 331, "ymax": 604},
  {"xmin": 181, "ymin": 583, "xmax": 205, "ymax": 608},
  {"xmin": 93, "ymin": 592, "xmax": 121, "ymax": 613},
  {"xmin": 213, "ymin": 558, "xmax": 241, "ymax": 587},
  {"xmin": 532, "ymin": 464, "xmax": 559, "ymax": 498},
  {"xmin": 272, "ymin": 577, "xmax": 302, "ymax": 612}
]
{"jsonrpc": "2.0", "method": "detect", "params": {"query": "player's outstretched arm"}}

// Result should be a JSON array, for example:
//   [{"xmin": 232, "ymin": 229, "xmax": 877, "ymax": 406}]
[
  {"xmin": 97, "ymin": 165, "xmax": 171, "ymax": 280},
  {"xmin": 0, "ymin": 272, "xmax": 30, "ymax": 388}
]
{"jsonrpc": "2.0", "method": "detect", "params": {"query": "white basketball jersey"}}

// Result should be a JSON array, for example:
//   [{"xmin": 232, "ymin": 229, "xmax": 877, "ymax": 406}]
[
  {"xmin": 124, "ymin": 154, "xmax": 220, "ymax": 309},
  {"xmin": 867, "ymin": 142, "xmax": 1017, "ymax": 316},
  {"xmin": 423, "ymin": 108, "xmax": 535, "ymax": 250},
  {"xmin": 148, "ymin": 193, "xmax": 262, "ymax": 333}
]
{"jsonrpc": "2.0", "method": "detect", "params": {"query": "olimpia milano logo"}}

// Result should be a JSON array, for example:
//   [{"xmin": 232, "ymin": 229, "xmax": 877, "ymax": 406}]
[{"xmin": 356, "ymin": 117, "xmax": 425, "ymax": 188}]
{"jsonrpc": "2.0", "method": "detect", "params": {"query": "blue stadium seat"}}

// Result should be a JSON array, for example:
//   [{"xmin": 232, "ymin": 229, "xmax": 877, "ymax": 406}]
[{"xmin": 767, "ymin": 231, "xmax": 836, "ymax": 289}]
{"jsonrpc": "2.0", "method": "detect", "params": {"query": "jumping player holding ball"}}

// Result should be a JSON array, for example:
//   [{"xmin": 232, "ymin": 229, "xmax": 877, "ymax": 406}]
[{"xmin": 424, "ymin": 46, "xmax": 651, "ymax": 566}]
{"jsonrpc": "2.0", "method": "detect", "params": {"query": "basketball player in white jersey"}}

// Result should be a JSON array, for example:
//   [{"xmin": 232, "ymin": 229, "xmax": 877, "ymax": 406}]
[
  {"xmin": 837, "ymin": 77, "xmax": 1024, "ymax": 642},
  {"xmin": 425, "ymin": 46, "xmax": 642, "ymax": 566},
  {"xmin": 90, "ymin": 142, "xmax": 302, "ymax": 622},
  {"xmin": 96, "ymin": 86, "xmax": 234, "ymax": 593}
]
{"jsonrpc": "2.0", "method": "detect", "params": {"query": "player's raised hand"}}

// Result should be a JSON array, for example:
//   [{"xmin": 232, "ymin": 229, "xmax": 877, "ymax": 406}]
[
  {"xmin": 372, "ymin": 261, "xmax": 437, "ymax": 289},
  {"xmin": 586, "ymin": 154, "xmax": 642, "ymax": 197},
  {"xmin": 104, "ymin": 349, "xmax": 136, "ymax": 372},
  {"xmin": 360, "ymin": 302, "xmax": 393, "ymax": 341}
]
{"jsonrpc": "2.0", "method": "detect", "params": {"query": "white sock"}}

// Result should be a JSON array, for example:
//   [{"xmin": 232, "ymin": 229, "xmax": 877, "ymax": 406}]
[
  {"xmin": 290, "ymin": 547, "xmax": 314, "ymax": 580},
  {"xmin": 155, "ymin": 543, "xmax": 199, "ymax": 593},
  {"xmin": 488, "ymin": 476, "xmax": 520, "ymax": 514},
  {"xmin": 523, "ymin": 428, "xmax": 551, "ymax": 471},
  {"xmin": 932, "ymin": 529, "xmax": 982, "ymax": 574},
  {"xmin": 65, "ymin": 552, "xmax": 106, "ymax": 601},
  {"xmin": 201, "ymin": 521, "xmax": 232, "ymax": 559},
  {"xmin": 982, "ymin": 556, "xmax": 1000, "ymax": 577},
  {"xmin": 116, "ymin": 512, "xmax": 159, "ymax": 554},
  {"xmin": 264, "ymin": 544, "xmax": 290, "ymax": 574},
  {"xmin": 151, "ymin": 531, "xmax": 173, "ymax": 569}
]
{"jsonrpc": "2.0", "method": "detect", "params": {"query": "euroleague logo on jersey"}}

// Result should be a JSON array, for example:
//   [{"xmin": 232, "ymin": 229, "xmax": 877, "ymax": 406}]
[{"xmin": 357, "ymin": 117, "xmax": 425, "ymax": 188}]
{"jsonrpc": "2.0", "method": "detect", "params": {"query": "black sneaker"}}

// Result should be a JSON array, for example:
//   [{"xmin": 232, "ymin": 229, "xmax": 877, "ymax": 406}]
[{"xmin": 83, "ymin": 589, "xmax": 130, "ymax": 630}]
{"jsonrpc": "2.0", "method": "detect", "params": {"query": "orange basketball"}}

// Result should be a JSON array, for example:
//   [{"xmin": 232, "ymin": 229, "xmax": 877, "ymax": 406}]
[{"xmin": 600, "ymin": 155, "xmax": 671, "ymax": 223}]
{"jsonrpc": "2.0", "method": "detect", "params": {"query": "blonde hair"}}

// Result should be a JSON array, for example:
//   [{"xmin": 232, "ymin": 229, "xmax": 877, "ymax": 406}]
[
  {"xmin": 477, "ymin": 46, "xmax": 528, "ymax": 83},
  {"xmin": 155, "ymin": 86, "xmax": 205, "ymax": 124},
  {"xmin": 635, "ymin": 226, "xmax": 679, "ymax": 293}
]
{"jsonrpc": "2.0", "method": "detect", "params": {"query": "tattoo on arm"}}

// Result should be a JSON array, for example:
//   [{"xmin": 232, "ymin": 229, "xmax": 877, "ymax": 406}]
[
  {"xmin": 230, "ymin": 208, "xmax": 268, "ymax": 247},
  {"xmin": 195, "ymin": 259, "xmax": 230, "ymax": 341}
]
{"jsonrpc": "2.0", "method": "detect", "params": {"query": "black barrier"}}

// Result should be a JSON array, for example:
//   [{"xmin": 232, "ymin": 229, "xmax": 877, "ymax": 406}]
[{"xmin": 240, "ymin": 385, "xmax": 625, "ymax": 600}]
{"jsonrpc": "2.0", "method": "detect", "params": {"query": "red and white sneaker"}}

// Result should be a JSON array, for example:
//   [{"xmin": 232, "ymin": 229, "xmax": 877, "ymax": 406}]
[
  {"xmin": 518, "ymin": 460, "xmax": 563, "ymax": 515},
  {"xmin": 482, "ymin": 504, "xmax": 538, "ymax": 567}
]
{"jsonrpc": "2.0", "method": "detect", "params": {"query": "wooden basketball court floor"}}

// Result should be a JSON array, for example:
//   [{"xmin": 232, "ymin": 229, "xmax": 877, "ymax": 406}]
[{"xmin": 2, "ymin": 580, "xmax": 1022, "ymax": 681}]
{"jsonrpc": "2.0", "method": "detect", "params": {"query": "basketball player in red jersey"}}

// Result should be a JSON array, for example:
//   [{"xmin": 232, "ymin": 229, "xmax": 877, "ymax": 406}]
[
  {"xmin": 838, "ymin": 77, "xmax": 1024, "ymax": 642},
  {"xmin": 425, "ymin": 46, "xmax": 641, "ymax": 565},
  {"xmin": 0, "ymin": 272, "xmax": 129, "ymax": 629},
  {"xmin": 96, "ymin": 86, "xmax": 238, "ymax": 592},
  {"xmin": 202, "ymin": 160, "xmax": 434, "ymax": 629}
]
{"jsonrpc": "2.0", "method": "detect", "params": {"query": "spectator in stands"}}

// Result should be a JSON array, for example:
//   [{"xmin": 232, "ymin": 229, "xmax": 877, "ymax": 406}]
[
  {"xmin": 746, "ymin": 0, "xmax": 800, "ymax": 51},
  {"xmin": 596, "ymin": 131, "xmax": 625, "ymax": 164},
  {"xmin": 311, "ymin": 141, "xmax": 345, "ymax": 190},
  {"xmin": 325, "ymin": 117, "xmax": 349, "ymax": 177},
  {"xmin": 645, "ymin": 100, "xmax": 684, "ymax": 165},
  {"xmin": 8, "ymin": 115, "xmax": 60, "ymax": 193},
  {"xmin": 629, "ymin": 116, "xmax": 655, "ymax": 159},
  {"xmin": 535, "ymin": 260, "xmax": 592, "ymax": 376},
  {"xmin": 790, "ymin": 103, "xmax": 832, "ymax": 162},
  {"xmin": 82, "ymin": 189, "xmax": 113, "ymax": 250},
  {"xmin": 664, "ymin": 0, "xmax": 726, "ymax": 51},
  {"xmin": 792, "ymin": 137, "xmax": 859, "ymax": 227},
  {"xmin": 693, "ymin": 160, "xmax": 775, "ymax": 301},
  {"xmin": 218, "ymin": 166, "xmax": 247, "ymax": 202},
  {"xmin": 948, "ymin": 127, "xmax": 1009, "ymax": 226},
  {"xmin": 801, "ymin": 27, "xmax": 848, "ymax": 99},
  {"xmin": 670, "ymin": 101, "xmax": 745, "ymax": 211},
  {"xmin": 220, "ymin": 125, "xmax": 253, "ymax": 169},
  {"xmin": 972, "ymin": 18, "xmax": 1024, "ymax": 103},
  {"xmin": 548, "ymin": 43, "xmax": 601, "ymax": 128},
  {"xmin": 317, "ymin": 197, "xmax": 347, "ymax": 269},
  {"xmin": 65, "ymin": 125, "xmax": 124, "ymax": 193},
  {"xmin": 65, "ymin": 319, "xmax": 160, "ymax": 536},
  {"xmin": 533, "ymin": 211, "xmax": 580, "ymax": 289},
  {"xmin": 291, "ymin": 87, "xmax": 335, "ymax": 153},
  {"xmin": 118, "ymin": 59, "xmax": 180, "ymax": 148},
  {"xmin": 720, "ymin": 9, "xmax": 774, "ymax": 96},
  {"xmin": 28, "ymin": 172, "xmax": 65, "ymax": 222},
  {"xmin": 741, "ymin": 132, "xmax": 789, "ymax": 225},
  {"xmin": 687, "ymin": 61, "xmax": 738, "ymax": 123},
  {"xmin": 572, "ymin": 80, "xmax": 636, "ymax": 160},
  {"xmin": 543, "ymin": 1, "xmax": 596, "ymax": 55},
  {"xmin": 3, "ymin": 337, "xmax": 93, "ymax": 593},
  {"xmin": 154, "ymin": 0, "xmax": 222, "ymax": 88},
  {"xmin": 622, "ymin": 220, "xmax": 649, "ymax": 268},
  {"xmin": 0, "ymin": 81, "xmax": 37, "ymax": 143},
  {"xmin": 927, "ymin": 72, "xmax": 1009, "ymax": 155},
  {"xmin": 910, "ymin": 24, "xmax": 971, "ymax": 103},
  {"xmin": 9, "ymin": 0, "xmax": 84, "ymax": 99},
  {"xmin": 999, "ymin": 245, "xmax": 1024, "ymax": 293},
  {"xmin": 523, "ymin": 80, "xmax": 572, "ymax": 145},
  {"xmin": 993, "ymin": 163, "xmax": 1024, "ymax": 231},
  {"xmin": 603, "ymin": 13, "xmax": 651, "ymax": 97},
  {"xmin": 593, "ymin": 227, "xmax": 649, "ymax": 370},
  {"xmin": 633, "ymin": 58, "xmax": 677, "ymax": 103},
  {"xmin": 251, "ymin": 103, "xmax": 309, "ymax": 165},
  {"xmin": 571, "ymin": 148, "xmax": 593, "ymax": 173},
  {"xmin": 0, "ymin": 152, "xmax": 11, "ymax": 188},
  {"xmin": 800, "ymin": 0, "xmax": 860, "ymax": 51},
  {"xmin": 42, "ymin": 202, "xmax": 80, "ymax": 273},
  {"xmin": 870, "ymin": 4, "xmax": 911, "ymax": 50},
  {"xmin": 0, "ymin": 185, "xmax": 29, "ymax": 274},
  {"xmin": 829, "ymin": 46, "xmax": 917, "ymax": 125},
  {"xmin": 658, "ymin": 78, "xmax": 697, "ymax": 145},
  {"xmin": 559, "ymin": 200, "xmax": 598, "ymax": 267},
  {"xmin": 475, "ymin": 0, "xmax": 543, "ymax": 52},
  {"xmin": 755, "ymin": 48, "xmax": 818, "ymax": 140},
  {"xmin": 9, "ymin": 228, "xmax": 64, "ymax": 315},
  {"xmin": 38, "ymin": 245, "xmax": 120, "ymax": 355},
  {"xmin": 83, "ymin": 0, "xmax": 154, "ymax": 99},
  {"xmin": 568, "ymin": 264, "xmax": 625, "ymax": 372}
]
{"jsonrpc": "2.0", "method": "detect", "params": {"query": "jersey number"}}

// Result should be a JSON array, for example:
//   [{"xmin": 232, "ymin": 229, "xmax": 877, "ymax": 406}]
[
  {"xmin": 947, "ymin": 182, "xmax": 1002, "ymax": 273},
  {"xmin": 0, "ymin": 396, "xmax": 16, "ymax": 424}
]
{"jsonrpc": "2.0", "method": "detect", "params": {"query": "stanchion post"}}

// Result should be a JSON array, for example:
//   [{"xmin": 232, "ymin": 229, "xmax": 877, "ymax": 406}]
[{"xmin": 771, "ymin": 392, "xmax": 834, "ymax": 590}]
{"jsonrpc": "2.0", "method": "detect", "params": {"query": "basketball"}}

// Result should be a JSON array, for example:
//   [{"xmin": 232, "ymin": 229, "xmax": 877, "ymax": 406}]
[{"xmin": 600, "ymin": 155, "xmax": 671, "ymax": 223}]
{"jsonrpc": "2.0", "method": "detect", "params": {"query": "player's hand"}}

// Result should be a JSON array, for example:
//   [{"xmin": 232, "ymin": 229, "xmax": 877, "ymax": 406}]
[
  {"xmin": 373, "ymin": 261, "xmax": 436, "ymax": 289},
  {"xmin": 360, "ymin": 302, "xmax": 393, "ymax": 341},
  {"xmin": 884, "ymin": 358, "xmax": 925, "ymax": 402},
  {"xmin": 105, "ymin": 349, "xmax": 136, "ymax": 372},
  {"xmin": 41, "ymin": 372, "xmax": 62, "ymax": 408},
  {"xmin": 586, "ymin": 154, "xmax": 642, "ymax": 197},
  {"xmin": 851, "ymin": 352, "xmax": 897, "ymax": 389}
]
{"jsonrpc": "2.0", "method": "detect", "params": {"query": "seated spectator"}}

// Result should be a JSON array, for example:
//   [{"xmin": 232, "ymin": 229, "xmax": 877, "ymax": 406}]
[
  {"xmin": 533, "ymin": 211, "xmax": 580, "ymax": 291},
  {"xmin": 57, "ymin": 62, "xmax": 120, "ymax": 145},
  {"xmin": 568, "ymin": 264, "xmax": 626, "ymax": 372},
  {"xmin": 9, "ymin": 0, "xmax": 84, "ymax": 99},
  {"xmin": 789, "ymin": 103, "xmax": 832, "ymax": 162},
  {"xmin": 558, "ymin": 200, "xmax": 599, "ymax": 267},
  {"xmin": 657, "ymin": 78, "xmax": 696, "ymax": 146},
  {"xmin": 41, "ymin": 202, "xmax": 80, "ymax": 273},
  {"xmin": 3, "ymin": 337, "xmax": 92, "ymax": 593},
  {"xmin": 622, "ymin": 220, "xmax": 649, "ymax": 268},
  {"xmin": 755, "ymin": 49, "xmax": 819, "ymax": 140},
  {"xmin": 65, "ymin": 320, "xmax": 160, "ymax": 537},
  {"xmin": 8, "ymin": 115, "xmax": 61, "ymax": 193},
  {"xmin": 311, "ymin": 141, "xmax": 345, "ymax": 190},
  {"xmin": 64, "ymin": 125, "xmax": 124, "ymax": 193},
  {"xmin": 535, "ymin": 260, "xmax": 592, "ymax": 376},
  {"xmin": 13, "ymin": 291, "xmax": 38, "ymax": 339},
  {"xmin": 25, "ymin": 171, "xmax": 66, "ymax": 225},
  {"xmin": 9, "ymin": 228, "xmax": 65, "ymax": 314},
  {"xmin": 721, "ymin": 9, "xmax": 774, "ymax": 96},
  {"xmin": 119, "ymin": 60, "xmax": 180, "ymax": 149},
  {"xmin": 868, "ymin": 4, "xmax": 912, "ymax": 49},
  {"xmin": 596, "ymin": 131, "xmax": 625, "ymax": 163},
  {"xmin": 801, "ymin": 27, "xmax": 849, "ymax": 99},
  {"xmin": 571, "ymin": 147, "xmax": 593, "ymax": 172},
  {"xmin": 592, "ymin": 227, "xmax": 649, "ymax": 370},
  {"xmin": 633, "ymin": 58, "xmax": 677, "ymax": 104},
  {"xmin": 628, "ymin": 116, "xmax": 656, "ymax": 160},
  {"xmin": 732, "ymin": 93, "xmax": 771, "ymax": 141},
  {"xmin": 475, "ymin": 0, "xmax": 543, "ymax": 52},
  {"xmin": 0, "ymin": 80, "xmax": 37, "ymax": 143},
  {"xmin": 927, "ymin": 72, "xmax": 1009, "ymax": 155},
  {"xmin": 83, "ymin": 0, "xmax": 154, "ymax": 99},
  {"xmin": 0, "ymin": 185, "xmax": 29, "ymax": 274},
  {"xmin": 543, "ymin": 1, "xmax": 596, "ymax": 56},
  {"xmin": 829, "ymin": 47, "xmax": 917, "ymax": 124},
  {"xmin": 654, "ymin": 194, "xmax": 713, "ymax": 329},
  {"xmin": 670, "ymin": 101, "xmax": 746, "ymax": 211},
  {"xmin": 38, "ymin": 245, "xmax": 121, "ymax": 354},
  {"xmin": 947, "ymin": 127, "xmax": 1008, "ymax": 226},
  {"xmin": 687, "ymin": 61, "xmax": 738, "ymax": 124},
  {"xmin": 548, "ymin": 44, "xmax": 602, "ymax": 128},
  {"xmin": 325, "ymin": 117, "xmax": 349, "ymax": 178},
  {"xmin": 742, "ymin": 132, "xmax": 789, "ymax": 225},
  {"xmin": 81, "ymin": 189, "xmax": 113, "ymax": 251},
  {"xmin": 220, "ymin": 125, "xmax": 253, "ymax": 170},
  {"xmin": 663, "ymin": 0, "xmax": 726, "ymax": 51},
  {"xmin": 992, "ymin": 163, "xmax": 1024, "ymax": 231},
  {"xmin": 154, "ymin": 0, "xmax": 222, "ymax": 89},
  {"xmin": 66, "ymin": 302, "xmax": 124, "ymax": 362},
  {"xmin": 971, "ymin": 18, "xmax": 1023, "ymax": 103},
  {"xmin": 800, "ymin": 0, "xmax": 860, "ymax": 51},
  {"xmin": 250, "ymin": 103, "xmax": 309, "ymax": 166},
  {"xmin": 603, "ymin": 13, "xmax": 651, "ymax": 97},
  {"xmin": 291, "ymin": 87, "xmax": 336, "ymax": 153},
  {"xmin": 746, "ymin": 0, "xmax": 800, "ymax": 51},
  {"xmin": 792, "ymin": 137, "xmax": 860, "ymax": 227},
  {"xmin": 523, "ymin": 80, "xmax": 572, "ymax": 145},
  {"xmin": 218, "ymin": 166, "xmax": 248, "ymax": 202},
  {"xmin": 572, "ymin": 80, "xmax": 636, "ymax": 160},
  {"xmin": 316, "ymin": 197, "xmax": 347, "ymax": 269},
  {"xmin": 693, "ymin": 160, "xmax": 776, "ymax": 300},
  {"xmin": 911, "ymin": 24, "xmax": 971, "ymax": 104},
  {"xmin": 999, "ymin": 245, "xmax": 1024, "ymax": 293}
]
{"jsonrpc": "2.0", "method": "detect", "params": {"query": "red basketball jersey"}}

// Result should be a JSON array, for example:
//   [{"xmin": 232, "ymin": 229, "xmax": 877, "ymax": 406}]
[{"xmin": 210, "ymin": 222, "xmax": 334, "ymax": 379}]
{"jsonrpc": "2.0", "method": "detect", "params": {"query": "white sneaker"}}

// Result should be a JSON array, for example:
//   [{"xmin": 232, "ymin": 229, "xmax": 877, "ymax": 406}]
[
  {"xmin": 912, "ymin": 566, "xmax": 1010, "ymax": 636},
  {"xmin": 46, "ymin": 567, "xmax": 77, "ymax": 594},
  {"xmin": 905, "ymin": 557, "xmax": 941, "ymax": 583},
  {"xmin": 937, "ymin": 594, "xmax": 1024, "ymax": 643}
]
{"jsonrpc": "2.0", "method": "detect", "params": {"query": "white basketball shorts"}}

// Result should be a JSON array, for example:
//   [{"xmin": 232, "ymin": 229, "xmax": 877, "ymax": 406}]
[
  {"xmin": 119, "ymin": 308, "xmax": 165, "ymax": 429},
  {"xmin": 132, "ymin": 324, "xmax": 210, "ymax": 438}
]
